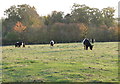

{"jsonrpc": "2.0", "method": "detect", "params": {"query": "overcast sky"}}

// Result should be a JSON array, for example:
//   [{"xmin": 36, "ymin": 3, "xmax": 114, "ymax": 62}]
[{"xmin": 0, "ymin": 0, "xmax": 119, "ymax": 18}]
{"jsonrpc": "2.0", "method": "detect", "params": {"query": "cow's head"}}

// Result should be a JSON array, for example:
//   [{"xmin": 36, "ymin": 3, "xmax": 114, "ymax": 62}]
[{"xmin": 90, "ymin": 45, "xmax": 94, "ymax": 50}]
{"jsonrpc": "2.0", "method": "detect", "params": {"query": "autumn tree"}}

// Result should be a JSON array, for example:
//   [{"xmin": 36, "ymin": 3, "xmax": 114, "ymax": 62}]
[
  {"xmin": 3, "ymin": 4, "xmax": 43, "ymax": 31},
  {"xmin": 2, "ymin": 4, "xmax": 43, "ymax": 44},
  {"xmin": 13, "ymin": 21, "xmax": 27, "ymax": 41},
  {"xmin": 17, "ymin": 4, "xmax": 43, "ymax": 28},
  {"xmin": 78, "ymin": 23, "xmax": 88, "ymax": 39},
  {"xmin": 13, "ymin": 21, "xmax": 26, "ymax": 32}
]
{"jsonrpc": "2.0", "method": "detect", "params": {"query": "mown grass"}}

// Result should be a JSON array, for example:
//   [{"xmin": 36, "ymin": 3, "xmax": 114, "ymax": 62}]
[{"xmin": 2, "ymin": 42, "xmax": 119, "ymax": 82}]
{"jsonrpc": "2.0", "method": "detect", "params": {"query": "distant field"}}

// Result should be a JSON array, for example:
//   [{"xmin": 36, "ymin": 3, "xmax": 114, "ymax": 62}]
[{"xmin": 2, "ymin": 42, "xmax": 119, "ymax": 82}]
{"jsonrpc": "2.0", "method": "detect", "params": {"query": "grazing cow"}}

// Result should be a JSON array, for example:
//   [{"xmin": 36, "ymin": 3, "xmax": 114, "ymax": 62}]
[
  {"xmin": 82, "ymin": 38, "xmax": 93, "ymax": 50},
  {"xmin": 50, "ymin": 40, "xmax": 54, "ymax": 46},
  {"xmin": 15, "ymin": 42, "xmax": 25, "ymax": 47}
]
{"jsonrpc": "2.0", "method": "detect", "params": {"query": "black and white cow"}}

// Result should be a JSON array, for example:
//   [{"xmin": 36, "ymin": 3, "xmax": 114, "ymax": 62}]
[
  {"xmin": 50, "ymin": 40, "xmax": 54, "ymax": 46},
  {"xmin": 15, "ymin": 42, "xmax": 25, "ymax": 47},
  {"xmin": 82, "ymin": 38, "xmax": 93, "ymax": 50}
]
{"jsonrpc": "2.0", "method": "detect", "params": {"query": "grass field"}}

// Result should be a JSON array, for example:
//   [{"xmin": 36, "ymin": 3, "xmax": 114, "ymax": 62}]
[{"xmin": 2, "ymin": 42, "xmax": 119, "ymax": 82}]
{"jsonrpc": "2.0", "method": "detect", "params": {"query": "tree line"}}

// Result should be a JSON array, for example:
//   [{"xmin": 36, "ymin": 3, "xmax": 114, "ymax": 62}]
[{"xmin": 1, "ymin": 4, "xmax": 119, "ymax": 45}]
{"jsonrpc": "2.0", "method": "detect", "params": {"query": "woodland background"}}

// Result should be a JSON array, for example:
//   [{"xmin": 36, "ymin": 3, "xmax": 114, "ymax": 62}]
[{"xmin": 1, "ymin": 4, "xmax": 120, "ymax": 45}]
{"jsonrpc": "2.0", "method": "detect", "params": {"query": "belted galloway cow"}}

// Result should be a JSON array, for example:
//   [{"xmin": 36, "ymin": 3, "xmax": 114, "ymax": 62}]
[
  {"xmin": 82, "ymin": 38, "xmax": 93, "ymax": 50},
  {"xmin": 15, "ymin": 42, "xmax": 25, "ymax": 47},
  {"xmin": 50, "ymin": 40, "xmax": 54, "ymax": 46}
]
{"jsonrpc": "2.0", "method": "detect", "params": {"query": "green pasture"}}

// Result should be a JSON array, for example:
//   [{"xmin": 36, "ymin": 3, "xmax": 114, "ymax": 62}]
[{"xmin": 2, "ymin": 42, "xmax": 119, "ymax": 82}]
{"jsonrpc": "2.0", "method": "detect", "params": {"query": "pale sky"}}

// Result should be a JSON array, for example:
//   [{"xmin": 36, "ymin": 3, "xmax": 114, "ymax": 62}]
[{"xmin": 0, "ymin": 0, "xmax": 119, "ymax": 18}]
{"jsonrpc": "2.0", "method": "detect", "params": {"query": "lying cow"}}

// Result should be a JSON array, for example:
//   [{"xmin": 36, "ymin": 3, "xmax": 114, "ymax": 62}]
[
  {"xmin": 50, "ymin": 40, "xmax": 54, "ymax": 46},
  {"xmin": 82, "ymin": 38, "xmax": 93, "ymax": 50},
  {"xmin": 15, "ymin": 42, "xmax": 25, "ymax": 47}
]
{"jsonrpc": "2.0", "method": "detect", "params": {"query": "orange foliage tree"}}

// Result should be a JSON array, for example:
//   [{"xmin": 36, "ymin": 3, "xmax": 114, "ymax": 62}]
[
  {"xmin": 13, "ymin": 21, "xmax": 27, "ymax": 41},
  {"xmin": 77, "ymin": 23, "xmax": 88, "ymax": 39},
  {"xmin": 13, "ymin": 21, "xmax": 26, "ymax": 32}
]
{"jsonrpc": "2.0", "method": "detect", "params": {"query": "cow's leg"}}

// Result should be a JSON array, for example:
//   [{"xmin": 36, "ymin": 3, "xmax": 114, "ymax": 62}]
[
  {"xmin": 23, "ymin": 44, "xmax": 25, "ymax": 47},
  {"xmin": 17, "ymin": 44, "xmax": 19, "ymax": 47},
  {"xmin": 18, "ymin": 44, "xmax": 21, "ymax": 47},
  {"xmin": 86, "ymin": 46, "xmax": 88, "ymax": 50},
  {"xmin": 84, "ymin": 45, "xmax": 86, "ymax": 50},
  {"xmin": 90, "ymin": 45, "xmax": 93, "ymax": 50},
  {"xmin": 51, "ymin": 44, "xmax": 53, "ymax": 46}
]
